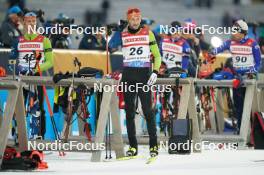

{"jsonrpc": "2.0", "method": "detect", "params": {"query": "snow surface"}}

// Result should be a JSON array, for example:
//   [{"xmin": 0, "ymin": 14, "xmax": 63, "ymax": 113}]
[{"xmin": 1, "ymin": 146, "xmax": 264, "ymax": 175}]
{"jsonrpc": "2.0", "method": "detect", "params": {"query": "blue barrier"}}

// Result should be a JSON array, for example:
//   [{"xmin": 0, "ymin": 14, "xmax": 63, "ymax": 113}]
[{"xmin": 0, "ymin": 88, "xmax": 96, "ymax": 140}]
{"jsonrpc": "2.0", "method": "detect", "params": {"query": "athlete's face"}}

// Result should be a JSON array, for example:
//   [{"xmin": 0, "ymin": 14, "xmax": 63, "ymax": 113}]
[
  {"xmin": 24, "ymin": 17, "xmax": 37, "ymax": 34},
  {"xmin": 9, "ymin": 14, "xmax": 20, "ymax": 24},
  {"xmin": 128, "ymin": 15, "xmax": 141, "ymax": 30},
  {"xmin": 232, "ymin": 32, "xmax": 244, "ymax": 41},
  {"xmin": 261, "ymin": 45, "xmax": 264, "ymax": 54},
  {"xmin": 171, "ymin": 33, "xmax": 181, "ymax": 39}
]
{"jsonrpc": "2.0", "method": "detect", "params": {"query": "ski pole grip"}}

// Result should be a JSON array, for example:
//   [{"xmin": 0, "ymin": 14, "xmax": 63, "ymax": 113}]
[
  {"xmin": 9, "ymin": 60, "xmax": 16, "ymax": 65},
  {"xmin": 74, "ymin": 57, "xmax": 81, "ymax": 67}
]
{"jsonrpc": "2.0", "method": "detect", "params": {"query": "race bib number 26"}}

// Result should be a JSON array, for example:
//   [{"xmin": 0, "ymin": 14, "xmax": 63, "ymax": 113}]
[
  {"xmin": 123, "ymin": 45, "xmax": 150, "ymax": 62},
  {"xmin": 129, "ymin": 46, "xmax": 143, "ymax": 56}
]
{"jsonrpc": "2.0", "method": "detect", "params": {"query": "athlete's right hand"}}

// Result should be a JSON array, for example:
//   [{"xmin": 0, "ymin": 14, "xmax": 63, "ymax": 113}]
[{"xmin": 110, "ymin": 71, "xmax": 122, "ymax": 84}]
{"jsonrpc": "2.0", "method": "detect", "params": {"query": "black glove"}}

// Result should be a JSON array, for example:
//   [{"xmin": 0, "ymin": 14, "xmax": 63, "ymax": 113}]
[
  {"xmin": 34, "ymin": 72, "xmax": 40, "ymax": 76},
  {"xmin": 53, "ymin": 72, "xmax": 71, "ymax": 83}
]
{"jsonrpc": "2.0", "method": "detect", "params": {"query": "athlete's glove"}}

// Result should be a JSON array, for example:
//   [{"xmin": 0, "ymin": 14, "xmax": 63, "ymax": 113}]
[
  {"xmin": 110, "ymin": 71, "xmax": 122, "ymax": 80},
  {"xmin": 209, "ymin": 48, "xmax": 217, "ymax": 56},
  {"xmin": 147, "ymin": 71, "xmax": 158, "ymax": 85},
  {"xmin": 233, "ymin": 74, "xmax": 243, "ymax": 89},
  {"xmin": 34, "ymin": 71, "xmax": 40, "ymax": 76}
]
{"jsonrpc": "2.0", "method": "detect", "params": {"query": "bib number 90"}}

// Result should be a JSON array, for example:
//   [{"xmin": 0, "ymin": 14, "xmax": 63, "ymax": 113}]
[{"xmin": 235, "ymin": 56, "xmax": 247, "ymax": 63}]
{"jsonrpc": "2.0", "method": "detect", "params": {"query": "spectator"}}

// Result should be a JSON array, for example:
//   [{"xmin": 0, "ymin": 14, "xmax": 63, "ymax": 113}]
[
  {"xmin": 222, "ymin": 11, "xmax": 233, "ymax": 27},
  {"xmin": 196, "ymin": 0, "xmax": 213, "ymax": 8},
  {"xmin": 7, "ymin": 0, "xmax": 25, "ymax": 9},
  {"xmin": 259, "ymin": 37, "xmax": 264, "ymax": 54},
  {"xmin": 233, "ymin": 0, "xmax": 240, "ymax": 5},
  {"xmin": 198, "ymin": 32, "xmax": 210, "ymax": 52},
  {"xmin": 79, "ymin": 33, "xmax": 106, "ymax": 50},
  {"xmin": 0, "ymin": 5, "xmax": 23, "ymax": 48},
  {"xmin": 101, "ymin": 0, "xmax": 110, "ymax": 24},
  {"xmin": 259, "ymin": 37, "xmax": 264, "ymax": 73},
  {"xmin": 49, "ymin": 13, "xmax": 74, "ymax": 49},
  {"xmin": 152, "ymin": 25, "xmax": 167, "ymax": 47},
  {"xmin": 181, "ymin": 18, "xmax": 201, "ymax": 77}
]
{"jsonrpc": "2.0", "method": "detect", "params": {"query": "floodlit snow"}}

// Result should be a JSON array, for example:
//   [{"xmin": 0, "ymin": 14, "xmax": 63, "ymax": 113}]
[{"xmin": 2, "ymin": 146, "xmax": 264, "ymax": 175}]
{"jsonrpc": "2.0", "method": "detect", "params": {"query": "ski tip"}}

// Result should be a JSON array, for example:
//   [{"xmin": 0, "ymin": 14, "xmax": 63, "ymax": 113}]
[
  {"xmin": 146, "ymin": 156, "xmax": 157, "ymax": 164},
  {"xmin": 103, "ymin": 159, "xmax": 113, "ymax": 162},
  {"xmin": 116, "ymin": 155, "xmax": 144, "ymax": 161}
]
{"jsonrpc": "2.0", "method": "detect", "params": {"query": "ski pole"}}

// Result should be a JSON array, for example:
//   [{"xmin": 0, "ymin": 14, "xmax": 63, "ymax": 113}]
[
  {"xmin": 64, "ymin": 60, "xmax": 75, "ymax": 142},
  {"xmin": 210, "ymin": 87, "xmax": 219, "ymax": 133},
  {"xmin": 8, "ymin": 60, "xmax": 16, "ymax": 80},
  {"xmin": 108, "ymin": 116, "xmax": 112, "ymax": 159},
  {"xmin": 105, "ymin": 29, "xmax": 112, "ymax": 159},
  {"xmin": 106, "ymin": 28, "xmax": 109, "ymax": 75},
  {"xmin": 34, "ymin": 51, "xmax": 65, "ymax": 156},
  {"xmin": 79, "ymin": 89, "xmax": 92, "ymax": 141},
  {"xmin": 105, "ymin": 122, "xmax": 108, "ymax": 159}
]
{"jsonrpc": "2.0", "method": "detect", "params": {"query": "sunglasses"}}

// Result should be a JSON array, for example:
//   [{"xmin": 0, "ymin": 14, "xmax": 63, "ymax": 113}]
[{"xmin": 232, "ymin": 25, "xmax": 242, "ymax": 33}]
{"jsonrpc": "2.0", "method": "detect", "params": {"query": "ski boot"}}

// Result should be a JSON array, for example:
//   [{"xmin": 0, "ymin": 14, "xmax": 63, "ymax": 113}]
[
  {"xmin": 149, "ymin": 146, "xmax": 159, "ymax": 157},
  {"xmin": 126, "ymin": 147, "xmax": 138, "ymax": 157}
]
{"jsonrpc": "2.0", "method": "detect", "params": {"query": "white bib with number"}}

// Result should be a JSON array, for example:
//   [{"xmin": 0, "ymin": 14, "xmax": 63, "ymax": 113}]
[
  {"xmin": 162, "ymin": 41, "xmax": 183, "ymax": 69},
  {"xmin": 230, "ymin": 45, "xmax": 254, "ymax": 68},
  {"xmin": 121, "ymin": 28, "xmax": 150, "ymax": 66},
  {"xmin": 17, "ymin": 35, "xmax": 45, "ymax": 69}
]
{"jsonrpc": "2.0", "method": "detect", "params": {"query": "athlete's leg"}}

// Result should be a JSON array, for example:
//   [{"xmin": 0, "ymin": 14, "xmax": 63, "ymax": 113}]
[
  {"xmin": 37, "ymin": 86, "xmax": 46, "ymax": 138},
  {"xmin": 233, "ymin": 87, "xmax": 246, "ymax": 133},
  {"xmin": 138, "ymin": 88, "xmax": 157, "ymax": 148},
  {"xmin": 122, "ymin": 68, "xmax": 138, "ymax": 149}
]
